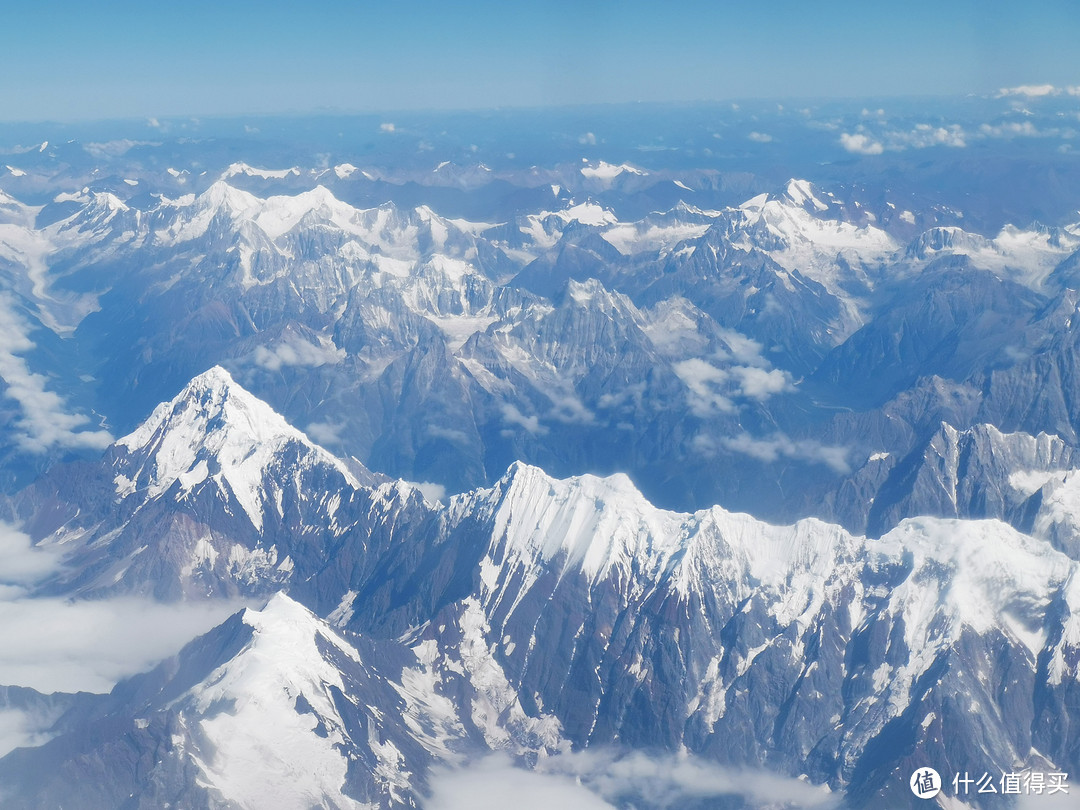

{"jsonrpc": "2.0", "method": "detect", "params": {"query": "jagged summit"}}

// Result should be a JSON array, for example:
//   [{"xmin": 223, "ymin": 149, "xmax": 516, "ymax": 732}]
[
  {"xmin": 0, "ymin": 592, "xmax": 421, "ymax": 809},
  {"xmin": 113, "ymin": 366, "xmax": 359, "ymax": 527},
  {"xmin": 480, "ymin": 460, "xmax": 683, "ymax": 583}
]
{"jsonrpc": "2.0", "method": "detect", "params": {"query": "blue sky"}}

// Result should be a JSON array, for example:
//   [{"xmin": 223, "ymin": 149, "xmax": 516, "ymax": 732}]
[{"xmin": 1, "ymin": 0, "xmax": 1078, "ymax": 121}]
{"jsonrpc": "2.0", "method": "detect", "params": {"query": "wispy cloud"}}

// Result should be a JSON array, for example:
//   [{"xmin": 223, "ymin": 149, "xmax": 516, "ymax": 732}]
[
  {"xmin": 0, "ymin": 294, "xmax": 113, "ymax": 453},
  {"xmin": 251, "ymin": 335, "xmax": 345, "ymax": 372},
  {"xmin": 304, "ymin": 420, "xmax": 344, "ymax": 447},
  {"xmin": 841, "ymin": 111, "xmax": 1079, "ymax": 155},
  {"xmin": 0, "ymin": 522, "xmax": 250, "ymax": 693},
  {"xmin": 0, "ymin": 707, "xmax": 59, "ymax": 758},
  {"xmin": 546, "ymin": 391, "xmax": 595, "ymax": 425},
  {"xmin": 0, "ymin": 522, "xmax": 64, "ymax": 588},
  {"xmin": 501, "ymin": 403, "xmax": 547, "ymax": 435},
  {"xmin": 674, "ymin": 353, "xmax": 791, "ymax": 415},
  {"xmin": 428, "ymin": 755, "xmax": 615, "ymax": 810},
  {"xmin": 729, "ymin": 365, "xmax": 790, "ymax": 400},
  {"xmin": 83, "ymin": 139, "xmax": 158, "ymax": 158},
  {"xmin": 428, "ymin": 751, "xmax": 839, "ymax": 810},
  {"xmin": 673, "ymin": 358, "xmax": 734, "ymax": 416},
  {"xmin": 996, "ymin": 84, "xmax": 1080, "ymax": 98},
  {"xmin": 696, "ymin": 431, "xmax": 851, "ymax": 473},
  {"xmin": 0, "ymin": 595, "xmax": 250, "ymax": 693},
  {"xmin": 893, "ymin": 124, "xmax": 967, "ymax": 149},
  {"xmin": 840, "ymin": 124, "xmax": 965, "ymax": 154},
  {"xmin": 408, "ymin": 481, "xmax": 447, "ymax": 503},
  {"xmin": 978, "ymin": 120, "xmax": 1076, "ymax": 139}
]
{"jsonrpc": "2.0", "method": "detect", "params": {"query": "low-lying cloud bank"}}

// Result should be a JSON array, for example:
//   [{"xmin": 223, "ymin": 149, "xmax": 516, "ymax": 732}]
[
  {"xmin": 427, "ymin": 751, "xmax": 840, "ymax": 810},
  {"xmin": 0, "ymin": 520, "xmax": 250, "ymax": 694}
]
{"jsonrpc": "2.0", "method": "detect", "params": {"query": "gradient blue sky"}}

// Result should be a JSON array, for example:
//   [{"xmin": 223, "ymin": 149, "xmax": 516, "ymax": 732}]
[{"xmin": 1, "ymin": 0, "xmax": 1078, "ymax": 121}]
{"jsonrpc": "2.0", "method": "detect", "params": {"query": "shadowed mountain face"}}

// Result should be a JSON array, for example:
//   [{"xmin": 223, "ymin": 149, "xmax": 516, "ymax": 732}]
[
  {"xmin": 3, "ymin": 371, "xmax": 1080, "ymax": 808},
  {"xmin": 6, "ymin": 103, "xmax": 1080, "ymax": 808},
  {"xmin": 3, "ymin": 149, "xmax": 1080, "ymax": 524}
]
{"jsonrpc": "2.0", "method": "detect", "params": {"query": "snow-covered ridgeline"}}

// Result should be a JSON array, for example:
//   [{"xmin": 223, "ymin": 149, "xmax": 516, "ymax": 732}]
[{"xmin": 112, "ymin": 366, "xmax": 360, "ymax": 531}]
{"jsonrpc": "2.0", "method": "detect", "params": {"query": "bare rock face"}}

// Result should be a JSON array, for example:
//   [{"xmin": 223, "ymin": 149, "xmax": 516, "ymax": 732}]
[{"xmin": 4, "ymin": 374, "xmax": 1080, "ymax": 808}]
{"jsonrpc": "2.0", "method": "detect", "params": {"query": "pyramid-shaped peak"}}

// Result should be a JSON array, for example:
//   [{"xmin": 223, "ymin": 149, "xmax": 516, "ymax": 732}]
[
  {"xmin": 187, "ymin": 363, "xmax": 238, "ymax": 391},
  {"xmin": 194, "ymin": 180, "xmax": 262, "ymax": 215},
  {"xmin": 113, "ymin": 368, "xmax": 357, "ymax": 526},
  {"xmin": 116, "ymin": 365, "xmax": 302, "ymax": 465},
  {"xmin": 162, "ymin": 365, "xmax": 281, "ymax": 424}
]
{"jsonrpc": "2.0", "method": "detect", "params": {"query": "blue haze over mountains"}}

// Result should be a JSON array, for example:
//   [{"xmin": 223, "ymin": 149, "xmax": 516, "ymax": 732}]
[{"xmin": 3, "ymin": 95, "xmax": 1080, "ymax": 807}]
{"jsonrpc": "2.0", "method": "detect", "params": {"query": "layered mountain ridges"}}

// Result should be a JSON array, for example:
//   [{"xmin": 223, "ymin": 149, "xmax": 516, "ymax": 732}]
[{"xmin": 5, "ymin": 372, "xmax": 1080, "ymax": 807}]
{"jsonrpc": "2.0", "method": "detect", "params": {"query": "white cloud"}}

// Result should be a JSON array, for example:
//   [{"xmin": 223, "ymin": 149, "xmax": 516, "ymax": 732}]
[
  {"xmin": 978, "ymin": 120, "xmax": 1076, "ymax": 140},
  {"xmin": 428, "ymin": 755, "xmax": 615, "ymax": 810},
  {"xmin": 997, "ymin": 84, "xmax": 1059, "ymax": 97},
  {"xmin": 672, "ymin": 358, "xmax": 734, "ymax": 416},
  {"xmin": 730, "ymin": 365, "xmax": 791, "ymax": 399},
  {"xmin": 842, "ymin": 124, "xmax": 966, "ymax": 154},
  {"xmin": 674, "ymin": 351, "xmax": 789, "ymax": 411},
  {"xmin": 408, "ymin": 481, "xmax": 447, "ymax": 504},
  {"xmin": 0, "ymin": 522, "xmax": 64, "ymax": 587},
  {"xmin": 1, "ymin": 488, "xmax": 245, "ymax": 698},
  {"xmin": 578, "ymin": 132, "xmax": 597, "ymax": 146},
  {"xmin": 501, "ymin": 403, "xmax": 547, "ymax": 435},
  {"xmin": 546, "ymin": 392, "xmax": 595, "ymax": 425},
  {"xmin": 427, "ymin": 425, "xmax": 471, "ymax": 445},
  {"xmin": 379, "ymin": 122, "xmax": 396, "ymax": 133},
  {"xmin": 0, "ymin": 294, "xmax": 113, "ymax": 453},
  {"xmin": 747, "ymin": 131, "xmax": 773, "ymax": 143},
  {"xmin": 896, "ymin": 123, "xmax": 967, "ymax": 149},
  {"xmin": 428, "ymin": 751, "xmax": 839, "ymax": 810},
  {"xmin": 1017, "ymin": 790, "xmax": 1077, "ymax": 809},
  {"xmin": 980, "ymin": 120, "xmax": 1039, "ymax": 138},
  {"xmin": 597, "ymin": 382, "xmax": 645, "ymax": 411},
  {"xmin": 715, "ymin": 329, "xmax": 768, "ymax": 366},
  {"xmin": 839, "ymin": 132, "xmax": 884, "ymax": 155},
  {"xmin": 706, "ymin": 431, "xmax": 851, "ymax": 473},
  {"xmin": 570, "ymin": 750, "xmax": 840, "ymax": 808},
  {"xmin": 0, "ymin": 595, "xmax": 250, "ymax": 693},
  {"xmin": 251, "ymin": 335, "xmax": 345, "ymax": 372},
  {"xmin": 304, "ymin": 420, "xmax": 344, "ymax": 447},
  {"xmin": 0, "ymin": 707, "xmax": 59, "ymax": 758},
  {"xmin": 83, "ymin": 139, "xmax": 157, "ymax": 158}
]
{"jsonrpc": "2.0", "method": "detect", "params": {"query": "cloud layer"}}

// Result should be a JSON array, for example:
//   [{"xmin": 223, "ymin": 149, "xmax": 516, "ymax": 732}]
[
  {"xmin": 0, "ymin": 295, "xmax": 113, "ymax": 453},
  {"xmin": 428, "ymin": 751, "xmax": 840, "ymax": 810}
]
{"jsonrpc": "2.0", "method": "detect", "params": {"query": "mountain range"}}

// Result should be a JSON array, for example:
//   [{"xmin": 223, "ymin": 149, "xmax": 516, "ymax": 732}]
[{"xmin": 5, "ymin": 102, "xmax": 1080, "ymax": 807}]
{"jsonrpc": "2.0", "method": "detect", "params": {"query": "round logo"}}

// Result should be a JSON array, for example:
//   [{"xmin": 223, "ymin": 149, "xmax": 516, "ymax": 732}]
[{"xmin": 910, "ymin": 767, "xmax": 941, "ymax": 799}]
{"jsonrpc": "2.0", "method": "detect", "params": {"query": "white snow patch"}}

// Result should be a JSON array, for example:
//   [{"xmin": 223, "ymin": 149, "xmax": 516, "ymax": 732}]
[
  {"xmin": 223, "ymin": 162, "xmax": 301, "ymax": 180},
  {"xmin": 190, "ymin": 594, "xmax": 366, "ymax": 809}
]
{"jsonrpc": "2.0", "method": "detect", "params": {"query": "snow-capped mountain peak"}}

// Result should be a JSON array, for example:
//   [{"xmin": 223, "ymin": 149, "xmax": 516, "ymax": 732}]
[
  {"xmin": 113, "ymin": 366, "xmax": 358, "ymax": 527},
  {"xmin": 481, "ymin": 461, "xmax": 685, "ymax": 584},
  {"xmin": 183, "ymin": 592, "xmax": 366, "ymax": 808},
  {"xmin": 779, "ymin": 178, "xmax": 832, "ymax": 213}
]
